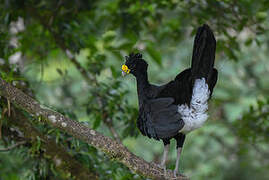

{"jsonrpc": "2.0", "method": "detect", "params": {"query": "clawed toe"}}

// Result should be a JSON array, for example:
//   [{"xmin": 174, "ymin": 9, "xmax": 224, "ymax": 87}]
[
  {"xmin": 155, "ymin": 163, "xmax": 163, "ymax": 169},
  {"xmin": 173, "ymin": 169, "xmax": 179, "ymax": 177},
  {"xmin": 156, "ymin": 164, "xmax": 167, "ymax": 177},
  {"xmin": 158, "ymin": 164, "xmax": 167, "ymax": 175},
  {"xmin": 163, "ymin": 166, "xmax": 167, "ymax": 177}
]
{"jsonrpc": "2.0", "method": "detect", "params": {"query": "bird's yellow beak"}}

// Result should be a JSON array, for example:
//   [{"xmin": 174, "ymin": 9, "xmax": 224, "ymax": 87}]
[{"xmin": 121, "ymin": 64, "xmax": 130, "ymax": 76}]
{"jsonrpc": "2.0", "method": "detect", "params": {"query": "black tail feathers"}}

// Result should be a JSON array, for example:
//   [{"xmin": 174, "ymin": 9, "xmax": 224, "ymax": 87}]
[{"xmin": 191, "ymin": 24, "xmax": 216, "ymax": 82}]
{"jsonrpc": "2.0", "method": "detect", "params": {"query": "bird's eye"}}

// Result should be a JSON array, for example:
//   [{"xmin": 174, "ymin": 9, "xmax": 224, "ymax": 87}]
[{"xmin": 128, "ymin": 64, "xmax": 136, "ymax": 70}]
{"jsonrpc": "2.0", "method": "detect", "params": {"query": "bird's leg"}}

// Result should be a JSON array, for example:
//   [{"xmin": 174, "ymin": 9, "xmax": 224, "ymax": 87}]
[
  {"xmin": 160, "ymin": 144, "xmax": 170, "ymax": 176},
  {"xmin": 173, "ymin": 147, "xmax": 182, "ymax": 177},
  {"xmin": 174, "ymin": 133, "xmax": 185, "ymax": 177}
]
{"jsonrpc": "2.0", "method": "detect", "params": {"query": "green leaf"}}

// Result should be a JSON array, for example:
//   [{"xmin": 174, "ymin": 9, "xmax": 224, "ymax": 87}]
[
  {"xmin": 146, "ymin": 43, "xmax": 162, "ymax": 66},
  {"xmin": 110, "ymin": 66, "xmax": 118, "ymax": 78},
  {"xmin": 245, "ymin": 38, "xmax": 253, "ymax": 46},
  {"xmin": 93, "ymin": 115, "xmax": 102, "ymax": 129}
]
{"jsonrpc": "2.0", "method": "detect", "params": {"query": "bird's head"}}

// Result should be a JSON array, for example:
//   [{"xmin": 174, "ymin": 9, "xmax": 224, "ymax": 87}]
[{"xmin": 121, "ymin": 53, "xmax": 148, "ymax": 77}]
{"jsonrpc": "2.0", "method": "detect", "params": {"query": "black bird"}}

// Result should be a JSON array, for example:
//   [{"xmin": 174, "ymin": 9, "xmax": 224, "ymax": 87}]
[{"xmin": 121, "ymin": 24, "xmax": 218, "ymax": 176}]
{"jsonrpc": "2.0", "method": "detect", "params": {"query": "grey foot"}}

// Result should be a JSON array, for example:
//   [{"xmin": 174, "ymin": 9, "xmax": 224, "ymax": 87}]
[
  {"xmin": 156, "ymin": 164, "xmax": 167, "ymax": 177},
  {"xmin": 173, "ymin": 169, "xmax": 180, "ymax": 177},
  {"xmin": 163, "ymin": 165, "xmax": 167, "ymax": 177}
]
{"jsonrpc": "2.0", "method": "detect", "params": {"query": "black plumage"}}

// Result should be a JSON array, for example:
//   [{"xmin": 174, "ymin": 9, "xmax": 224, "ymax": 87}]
[{"xmin": 122, "ymin": 24, "xmax": 218, "ymax": 176}]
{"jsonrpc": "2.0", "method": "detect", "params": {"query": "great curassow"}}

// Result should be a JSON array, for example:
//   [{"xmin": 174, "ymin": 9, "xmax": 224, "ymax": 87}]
[{"xmin": 121, "ymin": 24, "xmax": 218, "ymax": 177}]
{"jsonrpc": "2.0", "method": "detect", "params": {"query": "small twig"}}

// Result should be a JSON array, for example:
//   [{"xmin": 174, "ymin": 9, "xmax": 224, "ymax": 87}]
[
  {"xmin": 7, "ymin": 99, "xmax": 10, "ymax": 117},
  {"xmin": 0, "ymin": 141, "xmax": 26, "ymax": 152},
  {"xmin": 0, "ymin": 121, "xmax": 1, "ymax": 139},
  {"xmin": 49, "ymin": 0, "xmax": 63, "ymax": 26},
  {"xmin": 251, "ymin": 143, "xmax": 269, "ymax": 160},
  {"xmin": 27, "ymin": 6, "xmax": 96, "ymax": 84},
  {"xmin": 0, "ymin": 108, "xmax": 7, "ymax": 139}
]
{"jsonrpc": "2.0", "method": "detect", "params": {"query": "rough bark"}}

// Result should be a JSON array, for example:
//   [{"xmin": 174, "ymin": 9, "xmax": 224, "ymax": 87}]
[
  {"xmin": 0, "ymin": 77, "xmax": 188, "ymax": 180},
  {"xmin": 5, "ymin": 107, "xmax": 98, "ymax": 180}
]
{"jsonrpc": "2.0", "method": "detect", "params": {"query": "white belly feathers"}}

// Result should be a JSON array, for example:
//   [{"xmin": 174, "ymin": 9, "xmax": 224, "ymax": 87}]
[{"xmin": 178, "ymin": 78, "xmax": 210, "ymax": 133}]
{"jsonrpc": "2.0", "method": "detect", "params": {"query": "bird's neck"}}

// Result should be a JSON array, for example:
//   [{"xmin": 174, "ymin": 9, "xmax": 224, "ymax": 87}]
[{"xmin": 136, "ymin": 71, "xmax": 150, "ymax": 105}]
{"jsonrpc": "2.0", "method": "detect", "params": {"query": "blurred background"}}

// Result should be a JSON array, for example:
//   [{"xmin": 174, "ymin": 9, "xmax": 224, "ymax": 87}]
[{"xmin": 0, "ymin": 0, "xmax": 269, "ymax": 179}]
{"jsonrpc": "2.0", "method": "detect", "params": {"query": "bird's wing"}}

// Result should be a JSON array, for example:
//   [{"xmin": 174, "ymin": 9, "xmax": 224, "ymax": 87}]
[
  {"xmin": 157, "ymin": 68, "xmax": 193, "ymax": 105},
  {"xmin": 137, "ymin": 97, "xmax": 184, "ymax": 139}
]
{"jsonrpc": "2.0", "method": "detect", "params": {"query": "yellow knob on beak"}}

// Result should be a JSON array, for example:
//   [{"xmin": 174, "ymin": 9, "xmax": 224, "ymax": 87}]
[{"xmin": 121, "ymin": 64, "xmax": 130, "ymax": 76}]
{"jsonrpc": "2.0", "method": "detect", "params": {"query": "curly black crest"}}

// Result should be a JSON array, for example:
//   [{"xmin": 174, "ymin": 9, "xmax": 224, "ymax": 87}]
[
  {"xmin": 123, "ymin": 52, "xmax": 148, "ymax": 76},
  {"xmin": 125, "ymin": 53, "xmax": 142, "ymax": 62}
]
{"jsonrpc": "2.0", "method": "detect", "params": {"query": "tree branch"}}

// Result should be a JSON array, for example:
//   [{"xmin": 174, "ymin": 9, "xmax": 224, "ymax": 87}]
[
  {"xmin": 0, "ymin": 77, "xmax": 188, "ymax": 180},
  {"xmin": 4, "ymin": 106, "xmax": 98, "ymax": 180},
  {"xmin": 0, "ymin": 141, "xmax": 26, "ymax": 152}
]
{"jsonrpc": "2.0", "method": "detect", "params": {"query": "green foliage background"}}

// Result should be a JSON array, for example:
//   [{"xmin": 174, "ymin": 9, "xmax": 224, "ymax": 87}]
[{"xmin": 0, "ymin": 0, "xmax": 269, "ymax": 179}]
